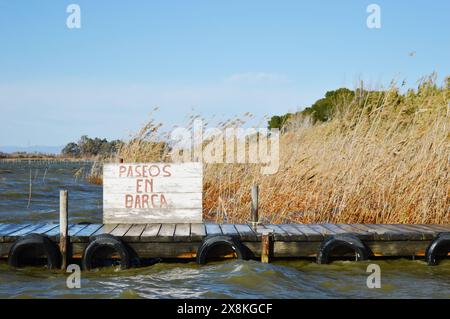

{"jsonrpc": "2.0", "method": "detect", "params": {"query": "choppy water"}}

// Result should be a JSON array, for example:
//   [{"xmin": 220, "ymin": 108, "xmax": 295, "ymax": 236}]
[
  {"xmin": 0, "ymin": 160, "xmax": 102, "ymax": 224},
  {"xmin": 0, "ymin": 160, "xmax": 449, "ymax": 299}
]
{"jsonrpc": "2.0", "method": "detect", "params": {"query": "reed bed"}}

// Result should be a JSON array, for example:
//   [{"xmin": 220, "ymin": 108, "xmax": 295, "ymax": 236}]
[{"xmin": 106, "ymin": 76, "xmax": 449, "ymax": 224}]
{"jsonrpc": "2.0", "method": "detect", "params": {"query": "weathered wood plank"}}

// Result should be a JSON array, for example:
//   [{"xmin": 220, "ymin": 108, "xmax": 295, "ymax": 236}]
[
  {"xmin": 407, "ymin": 224, "xmax": 446, "ymax": 237},
  {"xmin": 0, "ymin": 224, "xmax": 14, "ymax": 233},
  {"xmin": 377, "ymin": 224, "xmax": 419, "ymax": 240},
  {"xmin": 0, "ymin": 224, "xmax": 28, "ymax": 234},
  {"xmin": 344, "ymin": 224, "xmax": 374, "ymax": 234},
  {"xmin": 71, "ymin": 224, "xmax": 103, "ymax": 242},
  {"xmin": 393, "ymin": 224, "xmax": 434, "ymax": 240},
  {"xmin": 103, "ymin": 163, "xmax": 203, "ymax": 224},
  {"xmin": 407, "ymin": 224, "xmax": 439, "ymax": 234},
  {"xmin": 123, "ymin": 224, "xmax": 147, "ymax": 241},
  {"xmin": 91, "ymin": 224, "xmax": 118, "ymax": 236},
  {"xmin": 349, "ymin": 224, "xmax": 383, "ymax": 240},
  {"xmin": 72, "ymin": 224, "xmax": 103, "ymax": 237},
  {"xmin": 220, "ymin": 224, "xmax": 239, "ymax": 237},
  {"xmin": 272, "ymin": 242, "xmax": 321, "ymax": 258},
  {"xmin": 305, "ymin": 224, "xmax": 335, "ymax": 236},
  {"xmin": 367, "ymin": 241, "xmax": 429, "ymax": 257},
  {"xmin": 362, "ymin": 224, "xmax": 401, "ymax": 241},
  {"xmin": 419, "ymin": 224, "xmax": 450, "ymax": 232},
  {"xmin": 7, "ymin": 224, "xmax": 45, "ymax": 237},
  {"xmin": 31, "ymin": 224, "xmax": 59, "ymax": 235},
  {"xmin": 0, "ymin": 222, "xmax": 447, "ymax": 261},
  {"xmin": 0, "ymin": 224, "xmax": 31, "ymax": 237},
  {"xmin": 157, "ymin": 223, "xmax": 176, "ymax": 242},
  {"xmin": 264, "ymin": 224, "xmax": 298, "ymax": 241},
  {"xmin": 103, "ymin": 163, "xmax": 203, "ymax": 179},
  {"xmin": 205, "ymin": 224, "xmax": 222, "ymax": 236},
  {"xmin": 109, "ymin": 224, "xmax": 133, "ymax": 237},
  {"xmin": 140, "ymin": 224, "xmax": 161, "ymax": 240},
  {"xmin": 104, "ymin": 209, "xmax": 202, "ymax": 224},
  {"xmin": 45, "ymin": 224, "xmax": 70, "ymax": 238},
  {"xmin": 174, "ymin": 224, "xmax": 191, "ymax": 242},
  {"xmin": 104, "ymin": 185, "xmax": 203, "ymax": 195},
  {"xmin": 234, "ymin": 224, "xmax": 258, "ymax": 241},
  {"xmin": 125, "ymin": 224, "xmax": 147, "ymax": 236},
  {"xmin": 68, "ymin": 224, "xmax": 90, "ymax": 237},
  {"xmin": 44, "ymin": 224, "xmax": 78, "ymax": 239},
  {"xmin": 278, "ymin": 224, "xmax": 307, "ymax": 241},
  {"xmin": 322, "ymin": 223, "xmax": 352, "ymax": 235},
  {"xmin": 126, "ymin": 242, "xmax": 200, "ymax": 259},
  {"xmin": 251, "ymin": 224, "xmax": 269, "ymax": 238},
  {"xmin": 292, "ymin": 224, "xmax": 324, "ymax": 241},
  {"xmin": 69, "ymin": 238, "xmax": 434, "ymax": 260},
  {"xmin": 104, "ymin": 193, "xmax": 202, "ymax": 210},
  {"xmin": 336, "ymin": 224, "xmax": 375, "ymax": 240},
  {"xmin": 190, "ymin": 223, "xmax": 206, "ymax": 241},
  {"xmin": 264, "ymin": 224, "xmax": 290, "ymax": 241},
  {"xmin": 355, "ymin": 224, "xmax": 398, "ymax": 240}
]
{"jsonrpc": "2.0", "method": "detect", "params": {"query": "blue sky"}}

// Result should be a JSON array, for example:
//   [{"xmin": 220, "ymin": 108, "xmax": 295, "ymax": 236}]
[{"xmin": 0, "ymin": 0, "xmax": 449, "ymax": 148}]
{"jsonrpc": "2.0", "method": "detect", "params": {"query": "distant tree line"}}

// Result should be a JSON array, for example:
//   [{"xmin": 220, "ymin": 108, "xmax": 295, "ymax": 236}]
[
  {"xmin": 0, "ymin": 152, "xmax": 57, "ymax": 159},
  {"xmin": 268, "ymin": 88, "xmax": 356, "ymax": 129},
  {"xmin": 62, "ymin": 135, "xmax": 123, "ymax": 158},
  {"xmin": 268, "ymin": 76, "xmax": 450, "ymax": 130}
]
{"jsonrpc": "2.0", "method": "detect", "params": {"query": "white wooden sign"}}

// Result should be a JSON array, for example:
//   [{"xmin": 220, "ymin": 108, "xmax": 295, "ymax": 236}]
[{"xmin": 103, "ymin": 162, "xmax": 203, "ymax": 224}]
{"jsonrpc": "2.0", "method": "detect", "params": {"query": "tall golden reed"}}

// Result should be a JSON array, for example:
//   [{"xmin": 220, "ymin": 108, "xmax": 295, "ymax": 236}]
[{"xmin": 113, "ymin": 76, "xmax": 450, "ymax": 224}]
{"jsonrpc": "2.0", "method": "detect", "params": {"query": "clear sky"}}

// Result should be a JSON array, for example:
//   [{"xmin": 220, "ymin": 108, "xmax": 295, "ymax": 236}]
[{"xmin": 0, "ymin": 0, "xmax": 449, "ymax": 147}]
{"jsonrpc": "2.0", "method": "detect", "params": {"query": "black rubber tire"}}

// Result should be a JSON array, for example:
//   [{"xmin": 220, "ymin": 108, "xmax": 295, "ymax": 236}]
[
  {"xmin": 82, "ymin": 234, "xmax": 131, "ymax": 270},
  {"xmin": 197, "ymin": 235, "xmax": 246, "ymax": 265},
  {"xmin": 425, "ymin": 232, "xmax": 450, "ymax": 266},
  {"xmin": 317, "ymin": 234, "xmax": 371, "ymax": 264},
  {"xmin": 8, "ymin": 233, "xmax": 61, "ymax": 269}
]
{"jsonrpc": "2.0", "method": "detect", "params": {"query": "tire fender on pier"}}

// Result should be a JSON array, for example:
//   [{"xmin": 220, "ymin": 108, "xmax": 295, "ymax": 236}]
[
  {"xmin": 196, "ymin": 235, "xmax": 246, "ymax": 265},
  {"xmin": 317, "ymin": 234, "xmax": 371, "ymax": 264},
  {"xmin": 82, "ymin": 234, "xmax": 132, "ymax": 270},
  {"xmin": 8, "ymin": 233, "xmax": 61, "ymax": 269},
  {"xmin": 425, "ymin": 232, "xmax": 450, "ymax": 266}
]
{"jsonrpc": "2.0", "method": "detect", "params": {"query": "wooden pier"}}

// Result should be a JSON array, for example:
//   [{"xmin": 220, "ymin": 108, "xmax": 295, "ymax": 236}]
[{"xmin": 0, "ymin": 222, "xmax": 449, "ymax": 268}]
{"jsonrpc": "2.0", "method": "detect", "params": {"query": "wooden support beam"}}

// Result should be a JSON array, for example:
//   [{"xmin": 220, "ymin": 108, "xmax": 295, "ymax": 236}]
[
  {"xmin": 250, "ymin": 184, "xmax": 259, "ymax": 226},
  {"xmin": 261, "ymin": 229, "xmax": 273, "ymax": 263},
  {"xmin": 59, "ymin": 190, "xmax": 68, "ymax": 270}
]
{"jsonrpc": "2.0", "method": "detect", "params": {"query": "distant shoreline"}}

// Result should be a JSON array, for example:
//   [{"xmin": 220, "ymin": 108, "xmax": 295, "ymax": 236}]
[
  {"xmin": 0, "ymin": 153, "xmax": 57, "ymax": 160},
  {"xmin": 0, "ymin": 153, "xmax": 93, "ymax": 161}
]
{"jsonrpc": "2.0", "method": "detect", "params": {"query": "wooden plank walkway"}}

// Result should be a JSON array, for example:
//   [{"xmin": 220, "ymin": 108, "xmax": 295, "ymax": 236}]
[{"xmin": 0, "ymin": 223, "xmax": 448, "ymax": 259}]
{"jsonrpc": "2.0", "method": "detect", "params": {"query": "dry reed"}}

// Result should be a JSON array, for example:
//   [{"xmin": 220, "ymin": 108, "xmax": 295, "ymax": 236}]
[{"xmin": 105, "ymin": 76, "xmax": 449, "ymax": 224}]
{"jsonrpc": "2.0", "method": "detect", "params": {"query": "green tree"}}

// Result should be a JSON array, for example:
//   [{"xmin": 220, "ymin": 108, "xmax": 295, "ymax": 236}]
[
  {"xmin": 78, "ymin": 136, "xmax": 108, "ymax": 156},
  {"xmin": 268, "ymin": 113, "xmax": 292, "ymax": 130},
  {"xmin": 99, "ymin": 139, "xmax": 123, "ymax": 156},
  {"xmin": 303, "ymin": 88, "xmax": 355, "ymax": 123},
  {"xmin": 62, "ymin": 136, "xmax": 122, "ymax": 158},
  {"xmin": 62, "ymin": 142, "xmax": 80, "ymax": 157}
]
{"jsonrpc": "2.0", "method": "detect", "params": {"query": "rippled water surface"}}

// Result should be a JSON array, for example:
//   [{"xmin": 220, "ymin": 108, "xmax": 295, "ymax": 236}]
[
  {"xmin": 0, "ymin": 161, "xmax": 449, "ymax": 299},
  {"xmin": 0, "ymin": 160, "xmax": 102, "ymax": 224}
]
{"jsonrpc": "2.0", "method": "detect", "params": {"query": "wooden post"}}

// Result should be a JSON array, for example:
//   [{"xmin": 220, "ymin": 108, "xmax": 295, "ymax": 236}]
[
  {"xmin": 59, "ymin": 190, "xmax": 68, "ymax": 270},
  {"xmin": 261, "ymin": 230, "xmax": 273, "ymax": 263},
  {"xmin": 251, "ymin": 184, "xmax": 259, "ymax": 225}
]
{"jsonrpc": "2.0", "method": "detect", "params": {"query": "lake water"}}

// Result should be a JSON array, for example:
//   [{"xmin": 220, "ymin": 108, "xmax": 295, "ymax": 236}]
[{"xmin": 0, "ymin": 160, "xmax": 448, "ymax": 299}]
